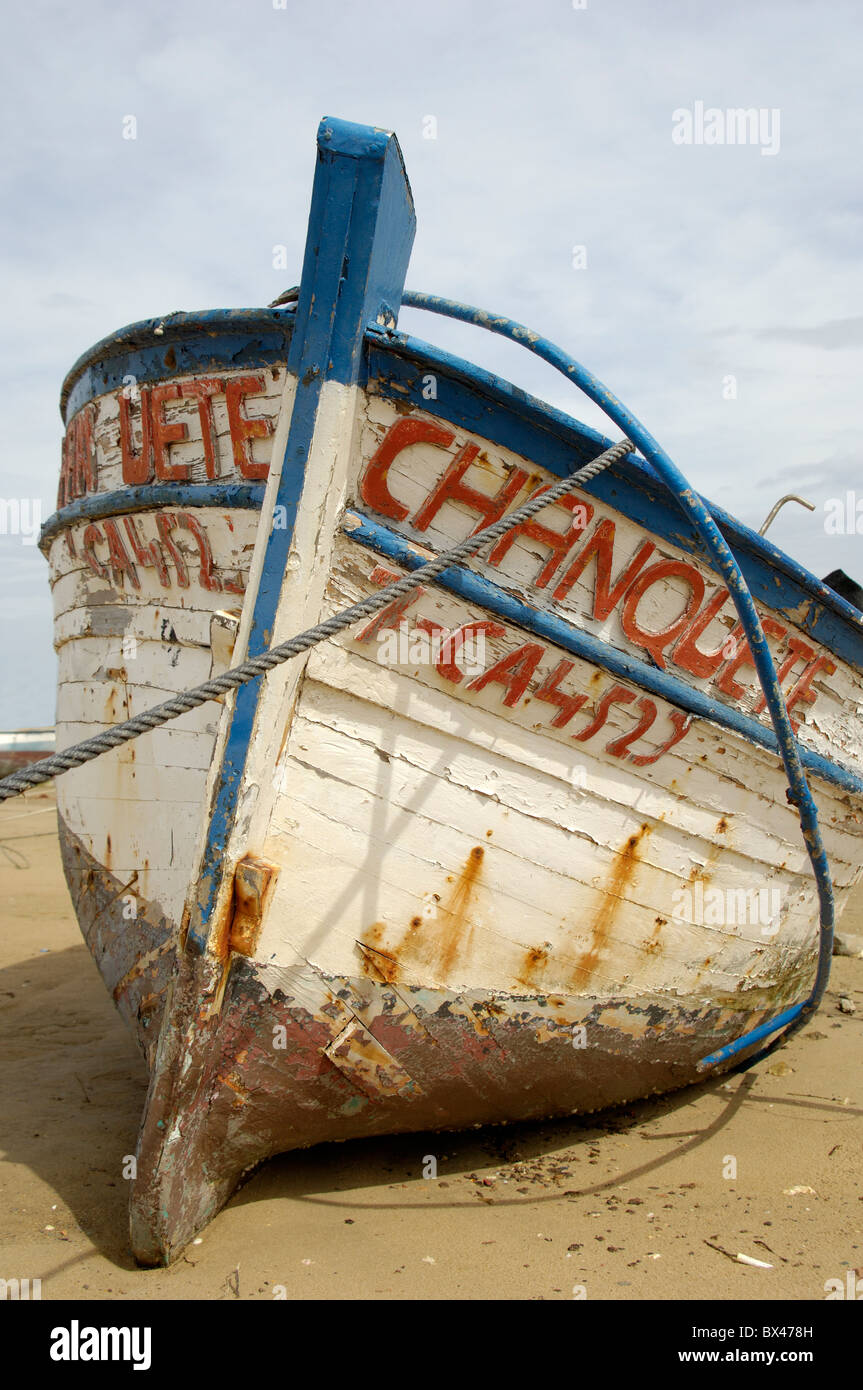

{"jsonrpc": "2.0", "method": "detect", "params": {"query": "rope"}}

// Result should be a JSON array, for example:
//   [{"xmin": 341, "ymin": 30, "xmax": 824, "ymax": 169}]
[{"xmin": 0, "ymin": 437, "xmax": 633, "ymax": 802}]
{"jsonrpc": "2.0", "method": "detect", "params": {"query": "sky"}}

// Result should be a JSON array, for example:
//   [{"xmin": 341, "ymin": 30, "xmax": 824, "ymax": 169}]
[{"xmin": 1, "ymin": 0, "xmax": 861, "ymax": 728}]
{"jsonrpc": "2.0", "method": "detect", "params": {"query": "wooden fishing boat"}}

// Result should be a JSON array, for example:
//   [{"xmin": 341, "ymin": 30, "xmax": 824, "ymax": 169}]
[{"xmin": 36, "ymin": 119, "xmax": 863, "ymax": 1265}]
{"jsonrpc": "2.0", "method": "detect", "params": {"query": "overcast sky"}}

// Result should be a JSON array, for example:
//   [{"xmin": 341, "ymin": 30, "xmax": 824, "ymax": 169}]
[{"xmin": 1, "ymin": 0, "xmax": 861, "ymax": 728}]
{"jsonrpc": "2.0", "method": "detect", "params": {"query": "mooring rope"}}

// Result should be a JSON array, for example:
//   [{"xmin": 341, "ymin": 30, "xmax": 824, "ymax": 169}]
[{"xmin": 0, "ymin": 436, "xmax": 633, "ymax": 802}]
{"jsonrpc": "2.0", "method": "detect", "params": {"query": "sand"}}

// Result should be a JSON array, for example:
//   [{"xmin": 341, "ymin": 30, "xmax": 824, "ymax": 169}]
[{"xmin": 1, "ymin": 786, "xmax": 861, "ymax": 1302}]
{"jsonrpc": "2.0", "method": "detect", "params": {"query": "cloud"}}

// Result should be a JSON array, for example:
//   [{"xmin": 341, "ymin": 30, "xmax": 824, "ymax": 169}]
[
  {"xmin": 1, "ymin": 0, "xmax": 862, "ymax": 724},
  {"xmin": 759, "ymin": 316, "xmax": 863, "ymax": 349}
]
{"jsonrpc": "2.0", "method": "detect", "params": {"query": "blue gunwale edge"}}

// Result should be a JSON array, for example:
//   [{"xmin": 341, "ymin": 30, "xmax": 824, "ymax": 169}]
[
  {"xmin": 38, "ymin": 483, "xmax": 265, "ymax": 551},
  {"xmin": 59, "ymin": 309, "xmax": 296, "ymax": 422}
]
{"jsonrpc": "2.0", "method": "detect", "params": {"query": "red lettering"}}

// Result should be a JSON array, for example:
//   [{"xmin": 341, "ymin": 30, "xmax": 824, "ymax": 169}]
[
  {"xmin": 360, "ymin": 418, "xmax": 455, "ymax": 522},
  {"xmin": 58, "ymin": 432, "xmax": 70, "ymax": 508},
  {"xmin": 156, "ymin": 513, "xmax": 189, "ymax": 588},
  {"xmin": 82, "ymin": 523, "xmax": 107, "ymax": 578},
  {"xmin": 357, "ymin": 589, "xmax": 426, "ymax": 642},
  {"xmin": 151, "ymin": 384, "xmax": 189, "ymax": 481},
  {"xmin": 102, "ymin": 519, "xmax": 139, "ymax": 589},
  {"xmin": 714, "ymin": 617, "xmax": 787, "ymax": 701},
  {"xmin": 754, "ymin": 634, "xmax": 815, "ymax": 714},
  {"xmin": 671, "ymin": 587, "xmax": 731, "ymax": 678},
  {"xmin": 605, "ymin": 697, "xmax": 658, "ymax": 759},
  {"xmin": 620, "ymin": 561, "xmax": 706, "ymax": 668},
  {"xmin": 123, "ymin": 517, "xmax": 169, "ymax": 587},
  {"xmin": 413, "ymin": 444, "xmax": 529, "ymax": 536},
  {"xmin": 785, "ymin": 655, "xmax": 836, "ymax": 730},
  {"xmin": 630, "ymin": 710, "xmax": 693, "ymax": 767},
  {"xmin": 119, "ymin": 388, "xmax": 154, "ymax": 485},
  {"xmin": 467, "ymin": 642, "xmax": 545, "ymax": 706},
  {"xmin": 59, "ymin": 407, "xmax": 98, "ymax": 506},
  {"xmin": 572, "ymin": 683, "xmax": 635, "ymax": 741},
  {"xmin": 177, "ymin": 512, "xmax": 220, "ymax": 591},
  {"xmin": 415, "ymin": 618, "xmax": 506, "ymax": 683},
  {"xmin": 553, "ymin": 518, "xmax": 655, "ymax": 618},
  {"xmin": 532, "ymin": 659, "xmax": 588, "ymax": 728},
  {"xmin": 486, "ymin": 489, "xmax": 594, "ymax": 587},
  {"xmin": 181, "ymin": 379, "xmax": 224, "ymax": 480},
  {"xmin": 226, "ymin": 375, "xmax": 272, "ymax": 480}
]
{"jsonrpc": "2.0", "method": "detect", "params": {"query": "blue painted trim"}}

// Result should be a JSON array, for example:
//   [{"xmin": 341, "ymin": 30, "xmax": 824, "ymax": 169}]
[
  {"xmin": 365, "ymin": 329, "xmax": 863, "ymax": 671},
  {"xmin": 346, "ymin": 510, "xmax": 863, "ymax": 798},
  {"xmin": 38, "ymin": 484, "xmax": 265, "ymax": 551},
  {"xmin": 185, "ymin": 119, "xmax": 416, "ymax": 955},
  {"xmin": 699, "ymin": 1003, "xmax": 804, "ymax": 1068},
  {"xmin": 295, "ymin": 118, "xmax": 415, "ymax": 386},
  {"xmin": 61, "ymin": 308, "xmax": 296, "ymax": 422}
]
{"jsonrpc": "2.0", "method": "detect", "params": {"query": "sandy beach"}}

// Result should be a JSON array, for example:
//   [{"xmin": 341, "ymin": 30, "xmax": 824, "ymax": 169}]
[{"xmin": 1, "ymin": 785, "xmax": 860, "ymax": 1302}]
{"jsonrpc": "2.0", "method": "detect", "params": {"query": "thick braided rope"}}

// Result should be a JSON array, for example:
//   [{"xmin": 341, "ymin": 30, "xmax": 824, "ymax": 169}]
[{"xmin": 0, "ymin": 437, "xmax": 632, "ymax": 801}]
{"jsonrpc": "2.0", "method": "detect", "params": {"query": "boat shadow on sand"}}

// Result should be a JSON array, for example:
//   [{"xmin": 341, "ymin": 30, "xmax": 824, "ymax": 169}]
[{"xmin": 1, "ymin": 943, "xmax": 858, "ymax": 1273}]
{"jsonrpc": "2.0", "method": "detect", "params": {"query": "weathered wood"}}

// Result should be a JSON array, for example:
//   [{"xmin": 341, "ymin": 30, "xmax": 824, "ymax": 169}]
[{"xmin": 41, "ymin": 120, "xmax": 863, "ymax": 1266}]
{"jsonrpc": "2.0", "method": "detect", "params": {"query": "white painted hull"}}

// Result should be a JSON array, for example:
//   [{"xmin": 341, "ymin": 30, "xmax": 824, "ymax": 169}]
[
  {"xmin": 46, "ymin": 369, "xmax": 863, "ymax": 1089},
  {"xmin": 38, "ymin": 119, "xmax": 863, "ymax": 1264}
]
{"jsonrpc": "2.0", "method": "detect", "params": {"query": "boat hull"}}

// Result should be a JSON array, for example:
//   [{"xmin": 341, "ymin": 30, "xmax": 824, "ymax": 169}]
[
  {"xmin": 40, "ymin": 121, "xmax": 863, "ymax": 1263},
  {"xmin": 45, "ymin": 353, "xmax": 863, "ymax": 1261}
]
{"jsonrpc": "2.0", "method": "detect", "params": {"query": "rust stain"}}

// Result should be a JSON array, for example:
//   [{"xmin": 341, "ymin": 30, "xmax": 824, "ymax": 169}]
[
  {"xmin": 716, "ymin": 816, "xmax": 729, "ymax": 834},
  {"xmin": 572, "ymin": 825, "xmax": 649, "ymax": 986},
  {"xmin": 516, "ymin": 943, "xmax": 550, "ymax": 988},
  {"xmin": 689, "ymin": 840, "xmax": 722, "ymax": 885},
  {"xmin": 643, "ymin": 914, "xmax": 666, "ymax": 955},
  {"xmin": 384, "ymin": 846, "xmax": 487, "ymax": 984},
  {"xmin": 216, "ymin": 1071, "xmax": 251, "ymax": 1107},
  {"xmin": 178, "ymin": 903, "xmax": 191, "ymax": 952},
  {"xmin": 357, "ymin": 941, "xmax": 399, "ymax": 984},
  {"xmin": 472, "ymin": 451, "xmax": 495, "ymax": 473},
  {"xmin": 210, "ymin": 894, "xmax": 234, "ymax": 967},
  {"xmin": 434, "ymin": 845, "xmax": 484, "ymax": 977},
  {"xmin": 228, "ymin": 855, "xmax": 279, "ymax": 957},
  {"xmin": 363, "ymin": 921, "xmax": 388, "ymax": 947}
]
